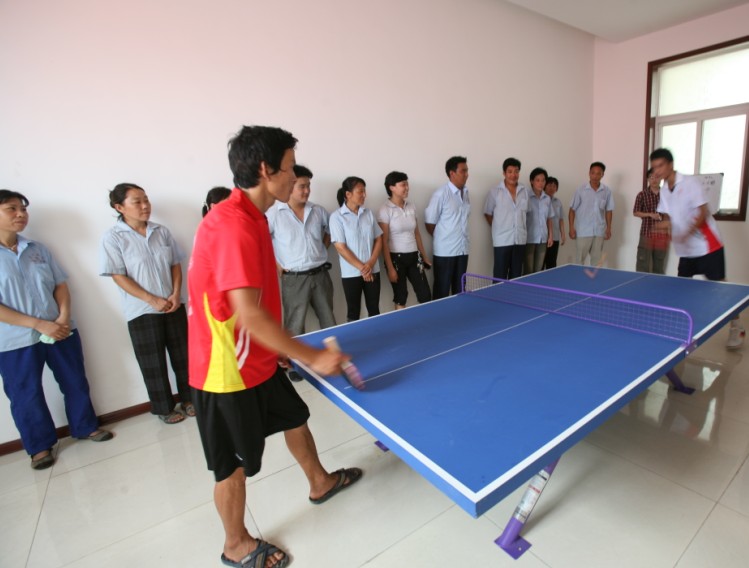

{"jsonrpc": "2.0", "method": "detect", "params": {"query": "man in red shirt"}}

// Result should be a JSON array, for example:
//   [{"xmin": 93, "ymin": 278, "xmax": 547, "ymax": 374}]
[{"xmin": 188, "ymin": 125, "xmax": 363, "ymax": 568}]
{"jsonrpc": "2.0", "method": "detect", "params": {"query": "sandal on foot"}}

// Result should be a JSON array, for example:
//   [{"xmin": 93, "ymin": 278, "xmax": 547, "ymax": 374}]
[
  {"xmin": 30, "ymin": 449, "xmax": 54, "ymax": 470},
  {"xmin": 309, "ymin": 467, "xmax": 363, "ymax": 504},
  {"xmin": 158, "ymin": 411, "xmax": 185, "ymax": 424},
  {"xmin": 220, "ymin": 540, "xmax": 290, "ymax": 568},
  {"xmin": 182, "ymin": 402, "xmax": 196, "ymax": 417},
  {"xmin": 287, "ymin": 370, "xmax": 303, "ymax": 382},
  {"xmin": 85, "ymin": 429, "xmax": 114, "ymax": 442}
]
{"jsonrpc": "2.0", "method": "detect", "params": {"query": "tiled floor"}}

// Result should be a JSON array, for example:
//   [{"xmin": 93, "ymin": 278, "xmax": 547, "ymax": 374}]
[{"xmin": 1, "ymin": 327, "xmax": 747, "ymax": 568}]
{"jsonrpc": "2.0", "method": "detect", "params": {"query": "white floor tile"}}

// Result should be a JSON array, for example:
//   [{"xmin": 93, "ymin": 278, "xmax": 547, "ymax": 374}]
[
  {"xmin": 676, "ymin": 504, "xmax": 749, "ymax": 568},
  {"xmin": 62, "ymin": 501, "xmax": 258, "ymax": 568},
  {"xmin": 363, "ymin": 506, "xmax": 550, "ymax": 568},
  {"xmin": 0, "ymin": 482, "xmax": 48, "ymax": 568},
  {"xmin": 247, "ymin": 435, "xmax": 454, "ymax": 568},
  {"xmin": 585, "ymin": 385, "xmax": 749, "ymax": 500},
  {"xmin": 26, "ymin": 432, "xmax": 215, "ymax": 567},
  {"xmin": 51, "ymin": 412, "xmax": 195, "ymax": 476},
  {"xmin": 484, "ymin": 442, "xmax": 714, "ymax": 568},
  {"xmin": 0, "ymin": 445, "xmax": 57, "ymax": 498},
  {"xmin": 720, "ymin": 453, "xmax": 749, "ymax": 516}
]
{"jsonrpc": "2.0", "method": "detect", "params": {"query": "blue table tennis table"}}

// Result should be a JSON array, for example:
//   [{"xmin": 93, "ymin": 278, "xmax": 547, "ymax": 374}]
[{"xmin": 294, "ymin": 265, "xmax": 749, "ymax": 558}]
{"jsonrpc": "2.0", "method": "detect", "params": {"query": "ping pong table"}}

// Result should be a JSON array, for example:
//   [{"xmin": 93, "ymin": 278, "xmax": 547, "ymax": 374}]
[{"xmin": 293, "ymin": 265, "xmax": 749, "ymax": 558}]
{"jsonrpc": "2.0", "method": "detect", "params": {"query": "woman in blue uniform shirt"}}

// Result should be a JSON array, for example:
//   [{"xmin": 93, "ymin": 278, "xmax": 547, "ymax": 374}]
[{"xmin": 0, "ymin": 190, "xmax": 112, "ymax": 470}]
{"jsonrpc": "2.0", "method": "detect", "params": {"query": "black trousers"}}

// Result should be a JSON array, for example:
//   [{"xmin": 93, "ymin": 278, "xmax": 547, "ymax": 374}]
[
  {"xmin": 341, "ymin": 274, "xmax": 381, "ymax": 321},
  {"xmin": 493, "ymin": 245, "xmax": 525, "ymax": 279},
  {"xmin": 543, "ymin": 240, "xmax": 560, "ymax": 269},
  {"xmin": 432, "ymin": 255, "xmax": 468, "ymax": 299},
  {"xmin": 389, "ymin": 251, "xmax": 431, "ymax": 306}
]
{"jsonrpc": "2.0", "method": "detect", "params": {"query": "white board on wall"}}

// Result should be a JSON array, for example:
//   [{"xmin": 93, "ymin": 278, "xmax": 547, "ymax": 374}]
[{"xmin": 695, "ymin": 173, "xmax": 723, "ymax": 214}]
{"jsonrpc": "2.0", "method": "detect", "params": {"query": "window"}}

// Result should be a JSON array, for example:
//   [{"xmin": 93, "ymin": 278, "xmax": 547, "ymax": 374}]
[{"xmin": 645, "ymin": 37, "xmax": 749, "ymax": 221}]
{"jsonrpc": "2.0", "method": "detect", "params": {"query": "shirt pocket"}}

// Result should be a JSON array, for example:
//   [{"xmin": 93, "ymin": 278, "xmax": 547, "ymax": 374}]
[
  {"xmin": 28, "ymin": 259, "xmax": 57, "ymax": 294},
  {"xmin": 150, "ymin": 245, "xmax": 174, "ymax": 271},
  {"xmin": 597, "ymin": 195, "xmax": 607, "ymax": 211}
]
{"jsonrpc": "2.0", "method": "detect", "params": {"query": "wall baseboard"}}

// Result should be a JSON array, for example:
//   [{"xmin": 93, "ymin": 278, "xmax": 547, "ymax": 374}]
[{"xmin": 0, "ymin": 397, "xmax": 181, "ymax": 457}]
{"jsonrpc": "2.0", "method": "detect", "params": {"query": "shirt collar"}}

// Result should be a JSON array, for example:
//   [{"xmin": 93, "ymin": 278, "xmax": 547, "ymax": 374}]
[
  {"xmin": 114, "ymin": 218, "xmax": 157, "ymax": 234},
  {"xmin": 585, "ymin": 182, "xmax": 605, "ymax": 192},
  {"xmin": 339, "ymin": 203, "xmax": 365, "ymax": 216},
  {"xmin": 530, "ymin": 190, "xmax": 547, "ymax": 200},
  {"xmin": 499, "ymin": 182, "xmax": 525, "ymax": 193},
  {"xmin": 231, "ymin": 188, "xmax": 265, "ymax": 220},
  {"xmin": 386, "ymin": 199, "xmax": 408, "ymax": 209},
  {"xmin": 447, "ymin": 181, "xmax": 467, "ymax": 195},
  {"xmin": 276, "ymin": 201, "xmax": 311, "ymax": 213},
  {"xmin": 7, "ymin": 235, "xmax": 32, "ymax": 255}
]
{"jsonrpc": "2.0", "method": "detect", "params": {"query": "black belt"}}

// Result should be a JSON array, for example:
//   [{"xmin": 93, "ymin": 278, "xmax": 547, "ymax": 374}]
[{"xmin": 283, "ymin": 262, "xmax": 331, "ymax": 276}]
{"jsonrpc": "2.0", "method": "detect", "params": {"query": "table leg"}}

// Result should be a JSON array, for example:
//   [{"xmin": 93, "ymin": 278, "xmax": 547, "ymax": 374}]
[
  {"xmin": 495, "ymin": 459, "xmax": 560, "ymax": 559},
  {"xmin": 666, "ymin": 370, "xmax": 695, "ymax": 394}
]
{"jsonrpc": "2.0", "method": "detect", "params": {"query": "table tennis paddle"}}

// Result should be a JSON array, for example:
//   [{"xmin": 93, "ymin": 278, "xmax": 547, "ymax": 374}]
[{"xmin": 323, "ymin": 336, "xmax": 365, "ymax": 390}]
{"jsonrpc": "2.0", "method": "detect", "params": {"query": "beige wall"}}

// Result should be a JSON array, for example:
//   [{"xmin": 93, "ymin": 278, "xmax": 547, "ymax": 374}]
[
  {"xmin": 0, "ymin": 0, "xmax": 594, "ymax": 443},
  {"xmin": 592, "ymin": 3, "xmax": 749, "ymax": 281}
]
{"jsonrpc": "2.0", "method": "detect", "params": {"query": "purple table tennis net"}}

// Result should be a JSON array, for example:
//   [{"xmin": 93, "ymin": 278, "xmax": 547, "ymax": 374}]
[{"xmin": 462, "ymin": 273, "xmax": 694, "ymax": 347}]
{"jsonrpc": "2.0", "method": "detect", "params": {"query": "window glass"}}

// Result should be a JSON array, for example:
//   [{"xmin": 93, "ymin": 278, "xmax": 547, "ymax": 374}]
[
  {"xmin": 658, "ymin": 48, "xmax": 749, "ymax": 115},
  {"xmin": 661, "ymin": 122, "xmax": 697, "ymax": 174},
  {"xmin": 700, "ymin": 115, "xmax": 747, "ymax": 212}
]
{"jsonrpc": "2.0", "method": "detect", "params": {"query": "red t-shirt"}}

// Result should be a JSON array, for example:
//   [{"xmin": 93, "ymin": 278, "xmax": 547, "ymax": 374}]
[{"xmin": 187, "ymin": 189, "xmax": 282, "ymax": 392}]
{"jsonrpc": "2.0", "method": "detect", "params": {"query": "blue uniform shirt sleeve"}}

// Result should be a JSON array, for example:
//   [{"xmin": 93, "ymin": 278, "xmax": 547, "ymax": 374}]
[{"xmin": 99, "ymin": 229, "xmax": 126, "ymax": 276}]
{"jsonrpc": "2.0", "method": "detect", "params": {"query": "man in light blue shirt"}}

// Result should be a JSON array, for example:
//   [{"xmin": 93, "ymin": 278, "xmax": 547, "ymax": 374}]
[
  {"xmin": 569, "ymin": 161, "xmax": 615, "ymax": 266},
  {"xmin": 425, "ymin": 156, "xmax": 470, "ymax": 299},
  {"xmin": 266, "ymin": 164, "xmax": 336, "ymax": 340},
  {"xmin": 483, "ymin": 157, "xmax": 528, "ymax": 279}
]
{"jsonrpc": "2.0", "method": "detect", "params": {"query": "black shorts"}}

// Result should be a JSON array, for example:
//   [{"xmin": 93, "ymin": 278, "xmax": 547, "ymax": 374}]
[
  {"xmin": 192, "ymin": 366, "xmax": 310, "ymax": 482},
  {"xmin": 678, "ymin": 247, "xmax": 725, "ymax": 281}
]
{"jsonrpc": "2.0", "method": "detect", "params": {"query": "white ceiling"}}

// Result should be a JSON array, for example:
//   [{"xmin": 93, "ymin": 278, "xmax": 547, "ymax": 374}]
[{"xmin": 505, "ymin": 0, "xmax": 749, "ymax": 42}]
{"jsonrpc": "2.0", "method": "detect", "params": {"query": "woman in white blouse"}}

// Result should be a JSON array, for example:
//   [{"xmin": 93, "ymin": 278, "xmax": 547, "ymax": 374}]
[
  {"xmin": 329, "ymin": 177, "xmax": 383, "ymax": 322},
  {"xmin": 377, "ymin": 171, "xmax": 431, "ymax": 310}
]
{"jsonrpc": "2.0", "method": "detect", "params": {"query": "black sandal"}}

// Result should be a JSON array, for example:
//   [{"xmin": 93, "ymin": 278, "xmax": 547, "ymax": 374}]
[
  {"xmin": 220, "ymin": 539, "xmax": 289, "ymax": 568},
  {"xmin": 309, "ymin": 467, "xmax": 363, "ymax": 504}
]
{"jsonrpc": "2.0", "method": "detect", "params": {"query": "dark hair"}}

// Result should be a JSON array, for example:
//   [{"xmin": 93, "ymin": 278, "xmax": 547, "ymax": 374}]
[
  {"xmin": 293, "ymin": 164, "xmax": 313, "ymax": 179},
  {"xmin": 109, "ymin": 183, "xmax": 144, "ymax": 220},
  {"xmin": 529, "ymin": 167, "xmax": 548, "ymax": 182},
  {"xmin": 228, "ymin": 125, "xmax": 298, "ymax": 189},
  {"xmin": 503, "ymin": 157, "xmax": 521, "ymax": 172},
  {"xmin": 0, "ymin": 189, "xmax": 29, "ymax": 206},
  {"xmin": 336, "ymin": 176, "xmax": 366, "ymax": 206},
  {"xmin": 590, "ymin": 161, "xmax": 606, "ymax": 172},
  {"xmin": 445, "ymin": 156, "xmax": 467, "ymax": 177},
  {"xmin": 545, "ymin": 176, "xmax": 559, "ymax": 187},
  {"xmin": 384, "ymin": 171, "xmax": 408, "ymax": 197},
  {"xmin": 202, "ymin": 186, "xmax": 232, "ymax": 217},
  {"xmin": 649, "ymin": 148, "xmax": 674, "ymax": 163}
]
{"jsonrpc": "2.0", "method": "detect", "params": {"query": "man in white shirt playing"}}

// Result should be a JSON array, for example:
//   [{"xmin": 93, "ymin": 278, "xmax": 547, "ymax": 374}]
[
  {"xmin": 650, "ymin": 147, "xmax": 744, "ymax": 350},
  {"xmin": 425, "ymin": 156, "xmax": 470, "ymax": 299},
  {"xmin": 266, "ymin": 165, "xmax": 336, "ymax": 378}
]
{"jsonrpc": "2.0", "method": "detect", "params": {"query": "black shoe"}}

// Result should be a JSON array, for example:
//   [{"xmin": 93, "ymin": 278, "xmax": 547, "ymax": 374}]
[{"xmin": 288, "ymin": 370, "xmax": 303, "ymax": 382}]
